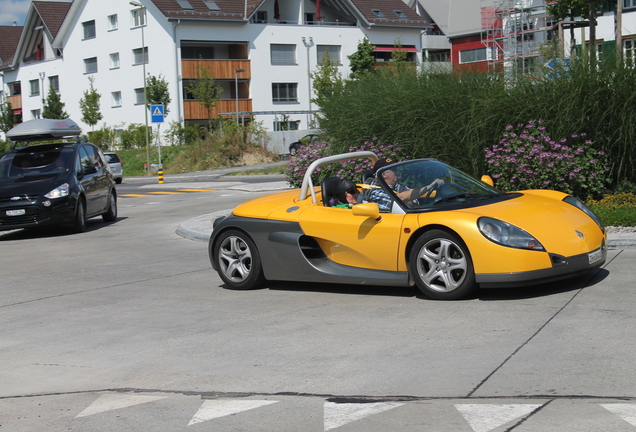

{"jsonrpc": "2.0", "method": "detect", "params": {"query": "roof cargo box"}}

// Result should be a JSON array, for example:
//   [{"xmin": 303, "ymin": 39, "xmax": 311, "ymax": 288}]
[{"xmin": 6, "ymin": 119, "xmax": 82, "ymax": 143}]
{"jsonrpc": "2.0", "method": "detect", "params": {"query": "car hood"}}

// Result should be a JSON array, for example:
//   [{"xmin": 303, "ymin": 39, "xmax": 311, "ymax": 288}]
[{"xmin": 0, "ymin": 172, "xmax": 71, "ymax": 197}]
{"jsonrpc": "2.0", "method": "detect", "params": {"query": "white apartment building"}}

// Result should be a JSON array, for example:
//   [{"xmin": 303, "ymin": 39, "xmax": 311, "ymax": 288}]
[{"xmin": 1, "ymin": 0, "xmax": 431, "ymax": 141}]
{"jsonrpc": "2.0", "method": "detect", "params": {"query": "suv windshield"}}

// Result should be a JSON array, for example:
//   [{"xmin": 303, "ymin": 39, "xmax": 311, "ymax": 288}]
[{"xmin": 0, "ymin": 146, "xmax": 73, "ymax": 179}]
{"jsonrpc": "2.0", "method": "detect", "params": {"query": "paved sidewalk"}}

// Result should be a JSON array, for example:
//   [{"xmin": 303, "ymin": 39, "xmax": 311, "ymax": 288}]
[{"xmin": 175, "ymin": 179, "xmax": 636, "ymax": 249}]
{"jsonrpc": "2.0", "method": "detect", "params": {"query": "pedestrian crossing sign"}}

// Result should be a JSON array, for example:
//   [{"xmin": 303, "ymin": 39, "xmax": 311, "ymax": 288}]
[{"xmin": 150, "ymin": 104, "xmax": 164, "ymax": 123}]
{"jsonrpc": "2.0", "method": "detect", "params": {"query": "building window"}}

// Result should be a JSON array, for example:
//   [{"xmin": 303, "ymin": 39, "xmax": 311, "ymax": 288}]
[
  {"xmin": 134, "ymin": 88, "xmax": 146, "ymax": 105},
  {"xmin": 112, "ymin": 91, "xmax": 122, "ymax": 107},
  {"xmin": 371, "ymin": 9, "xmax": 385, "ymax": 18},
  {"xmin": 8, "ymin": 81, "xmax": 21, "ymax": 96},
  {"xmin": 181, "ymin": 44, "xmax": 214, "ymax": 60},
  {"xmin": 625, "ymin": 39, "xmax": 636, "ymax": 66},
  {"xmin": 31, "ymin": 109, "xmax": 41, "ymax": 119},
  {"xmin": 428, "ymin": 50, "xmax": 450, "ymax": 62},
  {"xmin": 305, "ymin": 13, "xmax": 315, "ymax": 24},
  {"xmin": 394, "ymin": 10, "xmax": 407, "ymax": 18},
  {"xmin": 29, "ymin": 79, "xmax": 40, "ymax": 96},
  {"xmin": 271, "ymin": 44, "xmax": 296, "ymax": 65},
  {"xmin": 110, "ymin": 53, "xmax": 120, "ymax": 69},
  {"xmin": 624, "ymin": 0, "xmax": 636, "ymax": 8},
  {"xmin": 273, "ymin": 120, "xmax": 300, "ymax": 131},
  {"xmin": 317, "ymin": 45, "xmax": 341, "ymax": 65},
  {"xmin": 272, "ymin": 83, "xmax": 297, "ymax": 103},
  {"xmin": 49, "ymin": 75, "xmax": 59, "ymax": 93},
  {"xmin": 459, "ymin": 47, "xmax": 489, "ymax": 64},
  {"xmin": 84, "ymin": 57, "xmax": 98, "ymax": 74},
  {"xmin": 82, "ymin": 20, "xmax": 96, "ymax": 40},
  {"xmin": 131, "ymin": 8, "xmax": 146, "ymax": 27},
  {"xmin": 254, "ymin": 11, "xmax": 267, "ymax": 23},
  {"xmin": 133, "ymin": 47, "xmax": 148, "ymax": 65},
  {"xmin": 108, "ymin": 14, "xmax": 118, "ymax": 31}
]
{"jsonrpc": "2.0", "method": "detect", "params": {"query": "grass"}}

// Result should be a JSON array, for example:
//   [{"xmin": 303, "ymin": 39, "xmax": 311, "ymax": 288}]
[{"xmin": 586, "ymin": 193, "xmax": 636, "ymax": 227}]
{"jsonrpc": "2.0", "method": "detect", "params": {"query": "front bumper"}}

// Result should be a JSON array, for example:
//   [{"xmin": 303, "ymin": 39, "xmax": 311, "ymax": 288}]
[
  {"xmin": 476, "ymin": 243, "xmax": 607, "ymax": 288},
  {"xmin": 0, "ymin": 198, "xmax": 75, "ymax": 231}
]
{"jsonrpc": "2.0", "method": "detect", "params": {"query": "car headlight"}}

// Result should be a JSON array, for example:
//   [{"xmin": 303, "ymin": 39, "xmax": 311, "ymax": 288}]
[
  {"xmin": 563, "ymin": 196, "xmax": 604, "ymax": 232},
  {"xmin": 44, "ymin": 183, "xmax": 70, "ymax": 199},
  {"xmin": 478, "ymin": 217, "xmax": 545, "ymax": 251}
]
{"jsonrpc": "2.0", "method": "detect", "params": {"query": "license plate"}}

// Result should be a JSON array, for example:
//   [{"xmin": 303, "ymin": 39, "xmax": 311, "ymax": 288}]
[
  {"xmin": 588, "ymin": 248, "xmax": 603, "ymax": 265},
  {"xmin": 6, "ymin": 209, "xmax": 26, "ymax": 216}
]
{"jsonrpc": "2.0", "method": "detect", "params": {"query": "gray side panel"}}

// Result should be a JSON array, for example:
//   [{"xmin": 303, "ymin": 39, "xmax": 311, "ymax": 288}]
[{"xmin": 211, "ymin": 216, "xmax": 409, "ymax": 287}]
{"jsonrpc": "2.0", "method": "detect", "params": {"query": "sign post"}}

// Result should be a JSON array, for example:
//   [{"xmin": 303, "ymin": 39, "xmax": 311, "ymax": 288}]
[{"xmin": 150, "ymin": 105, "xmax": 164, "ymax": 168}]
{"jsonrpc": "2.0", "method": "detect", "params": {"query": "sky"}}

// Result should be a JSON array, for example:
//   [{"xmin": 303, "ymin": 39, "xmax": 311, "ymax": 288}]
[{"xmin": 0, "ymin": 0, "xmax": 71, "ymax": 27}]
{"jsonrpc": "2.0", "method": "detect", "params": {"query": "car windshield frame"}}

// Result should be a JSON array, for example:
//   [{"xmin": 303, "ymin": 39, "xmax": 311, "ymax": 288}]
[{"xmin": 373, "ymin": 159, "xmax": 507, "ymax": 212}]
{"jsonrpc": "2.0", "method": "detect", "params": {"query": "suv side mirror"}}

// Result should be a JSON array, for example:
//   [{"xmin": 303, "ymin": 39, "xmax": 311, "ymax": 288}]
[{"xmin": 84, "ymin": 165, "xmax": 98, "ymax": 175}]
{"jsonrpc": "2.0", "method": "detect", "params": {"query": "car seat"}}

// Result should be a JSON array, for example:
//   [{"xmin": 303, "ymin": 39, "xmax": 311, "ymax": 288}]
[
  {"xmin": 321, "ymin": 176, "xmax": 341, "ymax": 207},
  {"xmin": 362, "ymin": 169, "xmax": 374, "ymax": 183}
]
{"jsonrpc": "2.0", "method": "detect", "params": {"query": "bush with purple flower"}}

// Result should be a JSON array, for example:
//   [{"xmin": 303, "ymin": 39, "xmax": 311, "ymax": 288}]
[
  {"xmin": 484, "ymin": 120, "xmax": 610, "ymax": 199},
  {"xmin": 285, "ymin": 137, "xmax": 410, "ymax": 188}
]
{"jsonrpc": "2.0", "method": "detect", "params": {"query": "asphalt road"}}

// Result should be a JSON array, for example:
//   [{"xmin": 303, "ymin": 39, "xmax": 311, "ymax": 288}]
[{"xmin": 1, "ymin": 174, "xmax": 635, "ymax": 432}]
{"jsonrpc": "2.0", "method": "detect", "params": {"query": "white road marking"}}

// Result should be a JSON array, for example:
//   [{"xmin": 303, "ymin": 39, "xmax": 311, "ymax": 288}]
[
  {"xmin": 187, "ymin": 399, "xmax": 278, "ymax": 426},
  {"xmin": 601, "ymin": 404, "xmax": 636, "ymax": 426},
  {"xmin": 455, "ymin": 404, "xmax": 543, "ymax": 432},
  {"xmin": 323, "ymin": 401, "xmax": 405, "ymax": 431},
  {"xmin": 75, "ymin": 394, "xmax": 167, "ymax": 418}
]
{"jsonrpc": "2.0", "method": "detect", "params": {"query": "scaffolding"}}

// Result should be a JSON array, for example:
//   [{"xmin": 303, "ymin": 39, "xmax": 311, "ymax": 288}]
[{"xmin": 482, "ymin": 0, "xmax": 553, "ymax": 80}]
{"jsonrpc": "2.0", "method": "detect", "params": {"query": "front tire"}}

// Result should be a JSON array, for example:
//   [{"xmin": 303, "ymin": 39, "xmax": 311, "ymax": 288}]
[
  {"xmin": 102, "ymin": 190, "xmax": 117, "ymax": 222},
  {"xmin": 214, "ymin": 230, "xmax": 265, "ymax": 290},
  {"xmin": 71, "ymin": 198, "xmax": 87, "ymax": 233},
  {"xmin": 409, "ymin": 230, "xmax": 476, "ymax": 300}
]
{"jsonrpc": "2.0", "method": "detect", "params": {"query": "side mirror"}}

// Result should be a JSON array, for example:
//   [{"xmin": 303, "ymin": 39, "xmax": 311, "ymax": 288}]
[
  {"xmin": 352, "ymin": 203, "xmax": 382, "ymax": 221},
  {"xmin": 84, "ymin": 165, "xmax": 98, "ymax": 175},
  {"xmin": 481, "ymin": 175, "xmax": 494, "ymax": 187}
]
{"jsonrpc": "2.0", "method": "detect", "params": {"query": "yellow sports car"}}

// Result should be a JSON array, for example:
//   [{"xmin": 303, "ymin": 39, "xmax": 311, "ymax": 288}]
[{"xmin": 208, "ymin": 152, "xmax": 607, "ymax": 300}]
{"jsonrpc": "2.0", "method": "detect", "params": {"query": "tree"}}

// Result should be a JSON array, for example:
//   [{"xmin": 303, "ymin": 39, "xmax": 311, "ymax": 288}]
[
  {"xmin": 547, "ymin": 0, "xmax": 588, "ymax": 58},
  {"xmin": 311, "ymin": 50, "xmax": 343, "ymax": 112},
  {"xmin": 0, "ymin": 100, "xmax": 16, "ymax": 133},
  {"xmin": 347, "ymin": 37, "xmax": 376, "ymax": 79},
  {"xmin": 188, "ymin": 65, "xmax": 222, "ymax": 129},
  {"xmin": 146, "ymin": 73, "xmax": 172, "ymax": 116},
  {"xmin": 79, "ymin": 76, "xmax": 102, "ymax": 130},
  {"xmin": 42, "ymin": 86, "xmax": 69, "ymax": 119}
]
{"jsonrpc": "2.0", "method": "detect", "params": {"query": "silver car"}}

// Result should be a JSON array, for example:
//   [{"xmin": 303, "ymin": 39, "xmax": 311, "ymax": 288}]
[{"xmin": 104, "ymin": 152, "xmax": 123, "ymax": 184}]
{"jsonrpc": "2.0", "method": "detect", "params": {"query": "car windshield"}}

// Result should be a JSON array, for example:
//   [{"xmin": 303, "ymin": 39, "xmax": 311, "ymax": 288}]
[
  {"xmin": 0, "ymin": 146, "xmax": 73, "ymax": 179},
  {"xmin": 373, "ymin": 159, "xmax": 504, "ymax": 210}
]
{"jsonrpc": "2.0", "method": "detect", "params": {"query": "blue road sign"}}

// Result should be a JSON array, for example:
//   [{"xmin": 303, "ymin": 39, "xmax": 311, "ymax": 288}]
[{"xmin": 150, "ymin": 104, "xmax": 164, "ymax": 123}]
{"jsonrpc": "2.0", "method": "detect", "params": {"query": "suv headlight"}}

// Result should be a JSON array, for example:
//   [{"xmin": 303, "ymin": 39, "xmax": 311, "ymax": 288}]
[
  {"xmin": 478, "ymin": 217, "xmax": 545, "ymax": 251},
  {"xmin": 44, "ymin": 183, "xmax": 70, "ymax": 199}
]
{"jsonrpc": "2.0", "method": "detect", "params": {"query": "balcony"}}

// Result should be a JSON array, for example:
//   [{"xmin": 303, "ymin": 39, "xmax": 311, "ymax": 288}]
[
  {"xmin": 183, "ymin": 99, "xmax": 252, "ymax": 120},
  {"xmin": 181, "ymin": 60, "xmax": 251, "ymax": 80},
  {"xmin": 7, "ymin": 95, "xmax": 22, "ymax": 110}
]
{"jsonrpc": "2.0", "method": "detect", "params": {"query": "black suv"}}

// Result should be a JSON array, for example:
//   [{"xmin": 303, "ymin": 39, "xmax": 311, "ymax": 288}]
[{"xmin": 0, "ymin": 119, "xmax": 117, "ymax": 233}]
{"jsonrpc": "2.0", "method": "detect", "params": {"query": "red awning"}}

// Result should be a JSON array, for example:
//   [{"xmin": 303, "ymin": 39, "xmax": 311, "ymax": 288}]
[
  {"xmin": 13, "ymin": 109, "xmax": 22, "ymax": 115},
  {"xmin": 373, "ymin": 46, "xmax": 418, "ymax": 52}
]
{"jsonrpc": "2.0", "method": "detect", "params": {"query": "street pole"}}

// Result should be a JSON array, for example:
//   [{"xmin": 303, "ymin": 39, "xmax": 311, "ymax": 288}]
[
  {"xmin": 235, "ymin": 69, "xmax": 244, "ymax": 125},
  {"xmin": 130, "ymin": 1, "xmax": 151, "ymax": 175}
]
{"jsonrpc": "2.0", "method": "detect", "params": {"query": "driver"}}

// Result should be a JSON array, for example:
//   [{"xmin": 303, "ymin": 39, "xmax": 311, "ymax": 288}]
[{"xmin": 367, "ymin": 158, "xmax": 444, "ymax": 211}]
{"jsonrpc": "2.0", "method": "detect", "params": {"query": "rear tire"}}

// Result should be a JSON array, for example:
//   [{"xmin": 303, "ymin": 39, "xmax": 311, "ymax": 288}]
[
  {"xmin": 102, "ymin": 190, "xmax": 117, "ymax": 222},
  {"xmin": 214, "ymin": 230, "xmax": 265, "ymax": 290},
  {"xmin": 115, "ymin": 178, "xmax": 122, "ymax": 184},
  {"xmin": 71, "ymin": 198, "xmax": 87, "ymax": 233},
  {"xmin": 409, "ymin": 230, "xmax": 476, "ymax": 300}
]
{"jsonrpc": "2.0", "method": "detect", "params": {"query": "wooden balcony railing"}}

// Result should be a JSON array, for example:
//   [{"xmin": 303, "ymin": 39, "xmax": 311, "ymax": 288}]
[
  {"xmin": 182, "ymin": 60, "xmax": 251, "ymax": 80},
  {"xmin": 7, "ymin": 95, "xmax": 22, "ymax": 110},
  {"xmin": 183, "ymin": 99, "xmax": 252, "ymax": 120}
]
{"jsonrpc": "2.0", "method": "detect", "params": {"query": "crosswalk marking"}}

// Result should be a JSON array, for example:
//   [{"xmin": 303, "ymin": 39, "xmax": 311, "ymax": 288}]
[
  {"xmin": 75, "ymin": 394, "xmax": 167, "ymax": 418},
  {"xmin": 323, "ymin": 401, "xmax": 405, "ymax": 431},
  {"xmin": 188, "ymin": 399, "xmax": 278, "ymax": 426},
  {"xmin": 601, "ymin": 404, "xmax": 636, "ymax": 427},
  {"xmin": 455, "ymin": 404, "xmax": 543, "ymax": 432}
]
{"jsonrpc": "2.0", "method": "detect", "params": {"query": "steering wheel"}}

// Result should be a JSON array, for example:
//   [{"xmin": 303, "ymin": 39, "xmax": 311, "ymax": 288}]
[{"xmin": 410, "ymin": 182, "xmax": 440, "ymax": 202}]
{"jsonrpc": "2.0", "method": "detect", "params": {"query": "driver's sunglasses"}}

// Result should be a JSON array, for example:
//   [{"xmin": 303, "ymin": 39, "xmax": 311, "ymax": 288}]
[{"xmin": 346, "ymin": 188, "xmax": 359, "ymax": 195}]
